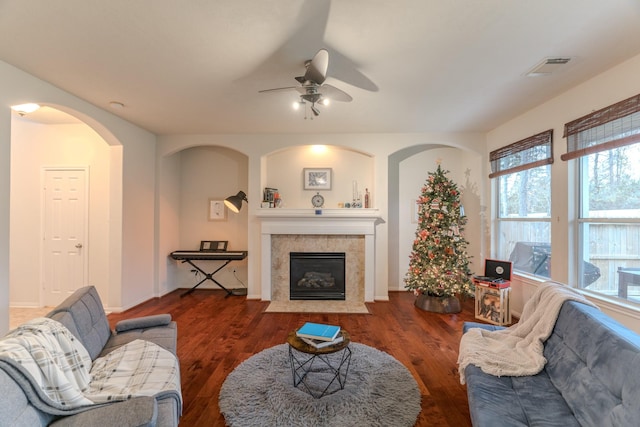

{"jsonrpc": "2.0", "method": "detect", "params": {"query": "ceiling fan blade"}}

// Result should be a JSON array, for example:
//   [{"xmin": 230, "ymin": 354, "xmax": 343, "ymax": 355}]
[
  {"xmin": 323, "ymin": 47, "xmax": 379, "ymax": 92},
  {"xmin": 320, "ymin": 84, "xmax": 353, "ymax": 102},
  {"xmin": 304, "ymin": 48, "xmax": 329, "ymax": 85},
  {"xmin": 258, "ymin": 86, "xmax": 297, "ymax": 94}
]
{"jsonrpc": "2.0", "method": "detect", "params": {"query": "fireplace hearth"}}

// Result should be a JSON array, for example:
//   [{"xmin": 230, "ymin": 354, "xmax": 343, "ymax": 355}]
[{"xmin": 290, "ymin": 252, "xmax": 346, "ymax": 300}]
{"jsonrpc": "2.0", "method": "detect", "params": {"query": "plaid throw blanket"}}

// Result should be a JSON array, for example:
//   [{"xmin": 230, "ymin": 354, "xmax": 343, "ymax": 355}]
[
  {"xmin": 0, "ymin": 317, "xmax": 181, "ymax": 414},
  {"xmin": 0, "ymin": 317, "xmax": 94, "ymax": 407},
  {"xmin": 87, "ymin": 338, "xmax": 181, "ymax": 403}
]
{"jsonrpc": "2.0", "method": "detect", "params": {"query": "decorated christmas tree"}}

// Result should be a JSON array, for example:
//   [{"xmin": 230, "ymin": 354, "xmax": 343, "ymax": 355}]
[{"xmin": 404, "ymin": 164, "xmax": 474, "ymax": 299}]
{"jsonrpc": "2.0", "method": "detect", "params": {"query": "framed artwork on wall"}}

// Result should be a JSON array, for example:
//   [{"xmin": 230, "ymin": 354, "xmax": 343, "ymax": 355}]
[
  {"xmin": 303, "ymin": 168, "xmax": 332, "ymax": 190},
  {"xmin": 208, "ymin": 199, "xmax": 226, "ymax": 221}
]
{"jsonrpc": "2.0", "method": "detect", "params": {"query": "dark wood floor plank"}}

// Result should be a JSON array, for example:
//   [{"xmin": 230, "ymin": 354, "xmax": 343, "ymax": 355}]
[{"xmin": 107, "ymin": 290, "xmax": 477, "ymax": 427}]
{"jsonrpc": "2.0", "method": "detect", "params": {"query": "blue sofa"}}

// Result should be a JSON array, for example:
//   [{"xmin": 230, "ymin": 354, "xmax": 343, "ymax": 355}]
[{"xmin": 462, "ymin": 299, "xmax": 640, "ymax": 426}]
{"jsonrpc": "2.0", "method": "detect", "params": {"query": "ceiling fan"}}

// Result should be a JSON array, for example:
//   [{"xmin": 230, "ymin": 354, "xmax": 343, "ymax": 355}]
[{"xmin": 259, "ymin": 49, "xmax": 353, "ymax": 117}]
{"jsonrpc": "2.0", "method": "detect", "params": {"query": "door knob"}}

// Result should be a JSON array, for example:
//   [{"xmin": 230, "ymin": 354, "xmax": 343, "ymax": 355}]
[{"xmin": 75, "ymin": 243, "xmax": 83, "ymax": 249}]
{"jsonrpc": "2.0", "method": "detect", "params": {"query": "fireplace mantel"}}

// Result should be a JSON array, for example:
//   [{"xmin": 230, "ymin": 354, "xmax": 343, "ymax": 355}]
[
  {"xmin": 256, "ymin": 208, "xmax": 380, "ymax": 219},
  {"xmin": 257, "ymin": 209, "xmax": 381, "ymax": 302}
]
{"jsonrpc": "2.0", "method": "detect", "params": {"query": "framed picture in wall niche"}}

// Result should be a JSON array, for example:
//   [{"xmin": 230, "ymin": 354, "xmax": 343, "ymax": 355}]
[{"xmin": 303, "ymin": 168, "xmax": 332, "ymax": 190}]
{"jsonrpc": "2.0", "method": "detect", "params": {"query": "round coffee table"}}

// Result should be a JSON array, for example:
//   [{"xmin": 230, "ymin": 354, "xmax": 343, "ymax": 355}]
[{"xmin": 287, "ymin": 330, "xmax": 352, "ymax": 398}]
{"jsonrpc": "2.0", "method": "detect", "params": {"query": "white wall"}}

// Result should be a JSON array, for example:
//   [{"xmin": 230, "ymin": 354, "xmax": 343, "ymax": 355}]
[
  {"xmin": 179, "ymin": 146, "xmax": 249, "ymax": 249},
  {"xmin": 10, "ymin": 118, "xmax": 111, "ymax": 306},
  {"xmin": 487, "ymin": 53, "xmax": 640, "ymax": 332},
  {"xmin": 0, "ymin": 109, "xmax": 10, "ymax": 333},
  {"xmin": 156, "ymin": 152, "xmax": 182, "ymax": 296},
  {"xmin": 119, "ymin": 125, "xmax": 157, "ymax": 309}
]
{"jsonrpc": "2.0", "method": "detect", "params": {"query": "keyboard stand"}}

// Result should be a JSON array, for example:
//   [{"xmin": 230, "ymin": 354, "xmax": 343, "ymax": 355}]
[
  {"xmin": 180, "ymin": 258, "xmax": 233, "ymax": 297},
  {"xmin": 169, "ymin": 250, "xmax": 248, "ymax": 297}
]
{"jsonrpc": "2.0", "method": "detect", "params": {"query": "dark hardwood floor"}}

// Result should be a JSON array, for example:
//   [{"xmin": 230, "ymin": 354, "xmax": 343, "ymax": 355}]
[{"xmin": 107, "ymin": 290, "xmax": 477, "ymax": 426}]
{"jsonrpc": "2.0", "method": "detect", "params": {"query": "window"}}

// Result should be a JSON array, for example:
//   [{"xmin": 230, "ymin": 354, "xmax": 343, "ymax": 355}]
[
  {"xmin": 564, "ymin": 94, "xmax": 640, "ymax": 302},
  {"xmin": 491, "ymin": 130, "xmax": 553, "ymax": 278}
]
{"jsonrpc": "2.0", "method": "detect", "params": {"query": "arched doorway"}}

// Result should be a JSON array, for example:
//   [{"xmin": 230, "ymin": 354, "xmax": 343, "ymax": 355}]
[{"xmin": 9, "ymin": 106, "xmax": 122, "ymax": 307}]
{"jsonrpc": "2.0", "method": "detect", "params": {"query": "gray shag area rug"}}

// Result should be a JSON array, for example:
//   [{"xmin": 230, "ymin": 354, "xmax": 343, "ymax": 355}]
[{"xmin": 219, "ymin": 342, "xmax": 421, "ymax": 427}]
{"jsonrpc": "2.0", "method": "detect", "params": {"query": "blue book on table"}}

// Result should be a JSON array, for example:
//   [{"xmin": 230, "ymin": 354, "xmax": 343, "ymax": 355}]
[{"xmin": 296, "ymin": 322, "xmax": 341, "ymax": 342}]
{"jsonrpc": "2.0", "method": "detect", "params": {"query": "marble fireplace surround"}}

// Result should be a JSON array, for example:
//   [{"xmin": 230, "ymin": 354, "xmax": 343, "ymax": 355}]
[{"xmin": 258, "ymin": 209, "xmax": 380, "ymax": 310}]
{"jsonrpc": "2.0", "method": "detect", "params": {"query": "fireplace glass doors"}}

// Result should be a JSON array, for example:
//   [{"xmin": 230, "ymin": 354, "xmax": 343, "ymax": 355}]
[{"xmin": 289, "ymin": 252, "xmax": 346, "ymax": 300}]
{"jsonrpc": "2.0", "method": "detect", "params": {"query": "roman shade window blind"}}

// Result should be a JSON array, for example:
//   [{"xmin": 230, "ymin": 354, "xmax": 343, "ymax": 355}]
[
  {"xmin": 489, "ymin": 129, "xmax": 553, "ymax": 179},
  {"xmin": 561, "ymin": 93, "xmax": 640, "ymax": 161}
]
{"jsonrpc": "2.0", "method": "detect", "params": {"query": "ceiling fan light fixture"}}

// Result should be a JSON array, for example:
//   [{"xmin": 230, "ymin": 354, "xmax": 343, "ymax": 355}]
[{"xmin": 258, "ymin": 49, "xmax": 353, "ymax": 117}]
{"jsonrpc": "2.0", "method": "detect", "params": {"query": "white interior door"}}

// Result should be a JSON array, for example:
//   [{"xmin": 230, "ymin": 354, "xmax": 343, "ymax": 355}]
[{"xmin": 43, "ymin": 168, "xmax": 88, "ymax": 306}]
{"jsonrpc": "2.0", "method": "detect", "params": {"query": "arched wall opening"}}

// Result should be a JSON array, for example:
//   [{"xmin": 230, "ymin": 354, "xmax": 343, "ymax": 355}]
[
  {"xmin": 9, "ymin": 105, "xmax": 123, "ymax": 307},
  {"xmin": 158, "ymin": 145, "xmax": 249, "ymax": 294},
  {"xmin": 262, "ymin": 144, "xmax": 374, "ymax": 209},
  {"xmin": 388, "ymin": 144, "xmax": 484, "ymax": 292}
]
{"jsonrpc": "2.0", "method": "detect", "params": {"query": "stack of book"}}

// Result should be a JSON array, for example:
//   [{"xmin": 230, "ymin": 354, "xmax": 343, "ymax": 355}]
[{"xmin": 296, "ymin": 322, "xmax": 343, "ymax": 349}]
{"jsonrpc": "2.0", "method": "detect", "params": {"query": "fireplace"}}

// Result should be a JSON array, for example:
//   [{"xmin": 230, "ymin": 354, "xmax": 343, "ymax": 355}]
[
  {"xmin": 290, "ymin": 252, "xmax": 346, "ymax": 300},
  {"xmin": 258, "ymin": 209, "xmax": 380, "ymax": 303}
]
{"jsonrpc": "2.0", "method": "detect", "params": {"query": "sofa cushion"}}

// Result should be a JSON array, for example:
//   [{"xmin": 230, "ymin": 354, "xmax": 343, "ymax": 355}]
[
  {"xmin": 46, "ymin": 287, "xmax": 111, "ymax": 360},
  {"xmin": 462, "ymin": 318, "xmax": 579, "ymax": 426},
  {"xmin": 100, "ymin": 321, "xmax": 178, "ymax": 357},
  {"xmin": 544, "ymin": 301, "xmax": 640, "ymax": 426},
  {"xmin": 115, "ymin": 314, "xmax": 172, "ymax": 332},
  {"xmin": 462, "ymin": 321, "xmax": 504, "ymax": 334},
  {"xmin": 465, "ymin": 364, "xmax": 580, "ymax": 427},
  {"xmin": 0, "ymin": 371, "xmax": 55, "ymax": 427},
  {"xmin": 49, "ymin": 396, "xmax": 157, "ymax": 427}
]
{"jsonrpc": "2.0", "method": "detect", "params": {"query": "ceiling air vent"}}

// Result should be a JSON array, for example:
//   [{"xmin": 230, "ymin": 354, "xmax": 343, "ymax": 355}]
[{"xmin": 526, "ymin": 57, "xmax": 573, "ymax": 77}]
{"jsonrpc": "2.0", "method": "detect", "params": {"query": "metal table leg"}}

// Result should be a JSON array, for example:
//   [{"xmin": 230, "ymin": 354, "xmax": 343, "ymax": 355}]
[{"xmin": 288, "ymin": 344, "xmax": 352, "ymax": 398}]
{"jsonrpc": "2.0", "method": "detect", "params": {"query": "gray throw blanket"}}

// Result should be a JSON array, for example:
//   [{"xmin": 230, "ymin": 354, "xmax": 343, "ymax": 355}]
[{"xmin": 0, "ymin": 317, "xmax": 181, "ymax": 416}]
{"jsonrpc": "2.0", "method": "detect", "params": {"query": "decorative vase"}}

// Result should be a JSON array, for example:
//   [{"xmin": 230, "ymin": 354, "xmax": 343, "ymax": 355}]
[{"xmin": 414, "ymin": 294, "xmax": 461, "ymax": 313}]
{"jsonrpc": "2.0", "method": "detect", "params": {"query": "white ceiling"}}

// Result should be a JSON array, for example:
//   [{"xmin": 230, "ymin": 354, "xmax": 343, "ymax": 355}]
[{"xmin": 2, "ymin": 0, "xmax": 640, "ymax": 135}]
